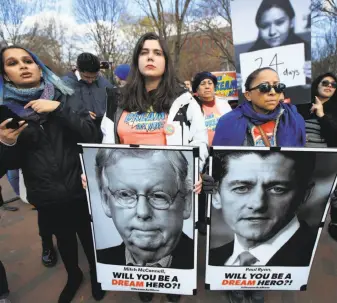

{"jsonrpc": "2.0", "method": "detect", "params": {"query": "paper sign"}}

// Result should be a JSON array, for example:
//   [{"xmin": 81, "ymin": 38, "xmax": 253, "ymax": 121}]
[
  {"xmin": 212, "ymin": 71, "xmax": 238, "ymax": 100},
  {"xmin": 240, "ymin": 43, "xmax": 306, "ymax": 92}
]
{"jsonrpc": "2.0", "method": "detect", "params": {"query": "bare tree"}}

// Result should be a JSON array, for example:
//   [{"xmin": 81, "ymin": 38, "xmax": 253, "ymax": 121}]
[
  {"xmin": 191, "ymin": 0, "xmax": 235, "ymax": 70},
  {"xmin": 73, "ymin": 0, "xmax": 126, "ymax": 66},
  {"xmin": 0, "ymin": 0, "xmax": 44, "ymax": 45},
  {"xmin": 134, "ymin": 0, "xmax": 193, "ymax": 74},
  {"xmin": 311, "ymin": 0, "xmax": 337, "ymax": 77}
]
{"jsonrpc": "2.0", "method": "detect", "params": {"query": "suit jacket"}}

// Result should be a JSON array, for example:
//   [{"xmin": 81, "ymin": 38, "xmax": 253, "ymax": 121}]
[
  {"xmin": 97, "ymin": 233, "xmax": 194, "ymax": 269},
  {"xmin": 209, "ymin": 221, "xmax": 316, "ymax": 267}
]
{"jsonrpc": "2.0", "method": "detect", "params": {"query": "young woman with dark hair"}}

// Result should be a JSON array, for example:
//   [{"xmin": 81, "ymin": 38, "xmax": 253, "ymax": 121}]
[
  {"xmin": 101, "ymin": 32, "xmax": 208, "ymax": 168},
  {"xmin": 95, "ymin": 32, "xmax": 208, "ymax": 303},
  {"xmin": 213, "ymin": 67, "xmax": 305, "ymax": 147},
  {"xmin": 0, "ymin": 46, "xmax": 104, "ymax": 303},
  {"xmin": 306, "ymin": 72, "xmax": 337, "ymax": 241},
  {"xmin": 305, "ymin": 72, "xmax": 337, "ymax": 147}
]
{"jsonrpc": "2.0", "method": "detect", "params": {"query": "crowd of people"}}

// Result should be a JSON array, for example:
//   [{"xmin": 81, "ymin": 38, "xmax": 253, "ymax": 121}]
[{"xmin": 0, "ymin": 28, "xmax": 337, "ymax": 303}]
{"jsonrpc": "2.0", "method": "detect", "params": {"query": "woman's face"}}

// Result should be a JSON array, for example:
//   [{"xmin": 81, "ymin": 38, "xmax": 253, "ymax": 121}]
[
  {"xmin": 138, "ymin": 40, "xmax": 166, "ymax": 80},
  {"xmin": 317, "ymin": 76, "xmax": 337, "ymax": 100},
  {"xmin": 244, "ymin": 69, "xmax": 281, "ymax": 114},
  {"xmin": 197, "ymin": 78, "xmax": 215, "ymax": 102},
  {"xmin": 2, "ymin": 48, "xmax": 41, "ymax": 88},
  {"xmin": 259, "ymin": 7, "xmax": 293, "ymax": 48}
]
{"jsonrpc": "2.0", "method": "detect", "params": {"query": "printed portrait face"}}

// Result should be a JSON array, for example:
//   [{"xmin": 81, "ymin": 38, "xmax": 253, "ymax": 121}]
[
  {"xmin": 138, "ymin": 39, "xmax": 166, "ymax": 80},
  {"xmin": 3, "ymin": 48, "xmax": 41, "ymax": 89},
  {"xmin": 317, "ymin": 76, "xmax": 337, "ymax": 100},
  {"xmin": 197, "ymin": 78, "xmax": 215, "ymax": 102},
  {"xmin": 258, "ymin": 7, "xmax": 294, "ymax": 48},
  {"xmin": 212, "ymin": 153, "xmax": 305, "ymax": 248},
  {"xmin": 244, "ymin": 69, "xmax": 281, "ymax": 113},
  {"xmin": 101, "ymin": 154, "xmax": 191, "ymax": 264}
]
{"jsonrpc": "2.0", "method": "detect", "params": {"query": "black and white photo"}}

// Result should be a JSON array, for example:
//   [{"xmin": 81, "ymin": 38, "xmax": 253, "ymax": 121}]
[
  {"xmin": 231, "ymin": 0, "xmax": 311, "ymax": 104},
  {"xmin": 80, "ymin": 144, "xmax": 198, "ymax": 295},
  {"xmin": 206, "ymin": 147, "xmax": 337, "ymax": 291}
]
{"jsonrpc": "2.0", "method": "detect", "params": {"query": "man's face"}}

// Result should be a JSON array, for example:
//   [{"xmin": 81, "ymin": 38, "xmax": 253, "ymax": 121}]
[
  {"xmin": 79, "ymin": 70, "xmax": 99, "ymax": 84},
  {"xmin": 213, "ymin": 153, "xmax": 304, "ymax": 247},
  {"xmin": 101, "ymin": 155, "xmax": 191, "ymax": 263}
]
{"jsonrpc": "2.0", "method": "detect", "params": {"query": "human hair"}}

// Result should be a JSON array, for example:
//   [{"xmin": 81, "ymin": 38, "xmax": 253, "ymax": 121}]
[
  {"xmin": 255, "ymin": 0, "xmax": 295, "ymax": 28},
  {"xmin": 311, "ymin": 72, "xmax": 337, "ymax": 103},
  {"xmin": 0, "ymin": 45, "xmax": 32, "ymax": 76},
  {"xmin": 244, "ymin": 67, "xmax": 277, "ymax": 91},
  {"xmin": 119, "ymin": 32, "xmax": 179, "ymax": 113},
  {"xmin": 212, "ymin": 150, "xmax": 316, "ymax": 193},
  {"xmin": 0, "ymin": 45, "xmax": 73, "ymax": 96},
  {"xmin": 95, "ymin": 149, "xmax": 192, "ymax": 198},
  {"xmin": 77, "ymin": 52, "xmax": 100, "ymax": 73}
]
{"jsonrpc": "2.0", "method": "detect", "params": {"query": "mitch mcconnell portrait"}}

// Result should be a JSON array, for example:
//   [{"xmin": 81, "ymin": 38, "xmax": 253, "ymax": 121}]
[{"xmin": 94, "ymin": 148, "xmax": 195, "ymax": 269}]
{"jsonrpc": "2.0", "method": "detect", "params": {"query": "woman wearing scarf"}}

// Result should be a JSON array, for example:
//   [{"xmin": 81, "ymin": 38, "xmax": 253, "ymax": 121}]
[
  {"xmin": 213, "ymin": 67, "xmax": 305, "ymax": 147},
  {"xmin": 304, "ymin": 73, "xmax": 337, "ymax": 241},
  {"xmin": 0, "ymin": 46, "xmax": 104, "ymax": 303},
  {"xmin": 212, "ymin": 67, "xmax": 305, "ymax": 303}
]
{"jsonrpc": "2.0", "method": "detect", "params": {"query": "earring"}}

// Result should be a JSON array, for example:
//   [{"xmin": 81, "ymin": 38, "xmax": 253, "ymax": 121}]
[{"xmin": 4, "ymin": 75, "xmax": 10, "ymax": 82}]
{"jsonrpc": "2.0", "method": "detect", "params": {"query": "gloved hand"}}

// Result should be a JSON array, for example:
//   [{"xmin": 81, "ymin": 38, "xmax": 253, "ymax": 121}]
[{"xmin": 202, "ymin": 174, "xmax": 218, "ymax": 194}]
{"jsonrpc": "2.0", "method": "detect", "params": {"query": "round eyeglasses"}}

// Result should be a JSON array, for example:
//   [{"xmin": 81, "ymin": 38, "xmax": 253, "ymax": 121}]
[{"xmin": 108, "ymin": 189, "xmax": 180, "ymax": 210}]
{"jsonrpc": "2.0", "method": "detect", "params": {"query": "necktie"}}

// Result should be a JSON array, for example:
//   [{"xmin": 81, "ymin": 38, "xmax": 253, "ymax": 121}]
[{"xmin": 238, "ymin": 251, "xmax": 258, "ymax": 266}]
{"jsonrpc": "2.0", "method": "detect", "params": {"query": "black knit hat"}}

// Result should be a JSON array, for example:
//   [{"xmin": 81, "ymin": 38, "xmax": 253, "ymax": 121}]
[{"xmin": 192, "ymin": 71, "xmax": 218, "ymax": 93}]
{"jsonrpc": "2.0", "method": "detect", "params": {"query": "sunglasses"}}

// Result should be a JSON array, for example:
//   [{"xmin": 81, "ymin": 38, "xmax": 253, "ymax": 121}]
[
  {"xmin": 248, "ymin": 83, "xmax": 286, "ymax": 93},
  {"xmin": 321, "ymin": 80, "xmax": 337, "ymax": 89}
]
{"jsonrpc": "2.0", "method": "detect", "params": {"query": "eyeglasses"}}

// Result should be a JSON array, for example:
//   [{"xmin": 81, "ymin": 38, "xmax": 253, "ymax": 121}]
[
  {"xmin": 248, "ymin": 83, "xmax": 286, "ymax": 93},
  {"xmin": 108, "ymin": 189, "xmax": 180, "ymax": 210},
  {"xmin": 321, "ymin": 80, "xmax": 337, "ymax": 89}
]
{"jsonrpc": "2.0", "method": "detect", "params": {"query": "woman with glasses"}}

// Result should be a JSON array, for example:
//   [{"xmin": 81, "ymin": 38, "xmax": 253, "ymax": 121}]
[
  {"xmin": 213, "ymin": 67, "xmax": 305, "ymax": 147},
  {"xmin": 305, "ymin": 73, "xmax": 337, "ymax": 148}
]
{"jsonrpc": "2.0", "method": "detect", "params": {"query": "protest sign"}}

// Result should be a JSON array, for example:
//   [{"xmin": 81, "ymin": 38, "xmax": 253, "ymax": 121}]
[
  {"xmin": 231, "ymin": 0, "xmax": 311, "ymax": 104},
  {"xmin": 212, "ymin": 71, "xmax": 238, "ymax": 100},
  {"xmin": 205, "ymin": 147, "xmax": 337, "ymax": 291},
  {"xmin": 240, "ymin": 44, "xmax": 306, "ymax": 92},
  {"xmin": 80, "ymin": 144, "xmax": 199, "ymax": 295}
]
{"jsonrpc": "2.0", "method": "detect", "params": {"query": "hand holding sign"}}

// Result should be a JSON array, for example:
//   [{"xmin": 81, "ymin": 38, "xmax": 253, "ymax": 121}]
[{"xmin": 240, "ymin": 43, "xmax": 306, "ymax": 92}]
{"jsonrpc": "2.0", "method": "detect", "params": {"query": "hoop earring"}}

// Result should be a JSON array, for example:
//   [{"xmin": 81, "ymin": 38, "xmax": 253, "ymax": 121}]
[{"xmin": 3, "ymin": 75, "xmax": 10, "ymax": 82}]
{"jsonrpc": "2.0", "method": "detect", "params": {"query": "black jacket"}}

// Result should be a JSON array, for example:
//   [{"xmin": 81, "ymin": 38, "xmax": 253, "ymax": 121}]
[
  {"xmin": 0, "ymin": 89, "xmax": 100, "ymax": 209},
  {"xmin": 320, "ymin": 100, "xmax": 337, "ymax": 147},
  {"xmin": 209, "ymin": 221, "xmax": 316, "ymax": 267},
  {"xmin": 298, "ymin": 99, "xmax": 337, "ymax": 147},
  {"xmin": 96, "ymin": 233, "xmax": 194, "ymax": 269},
  {"xmin": 62, "ymin": 72, "xmax": 113, "ymax": 118}
]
